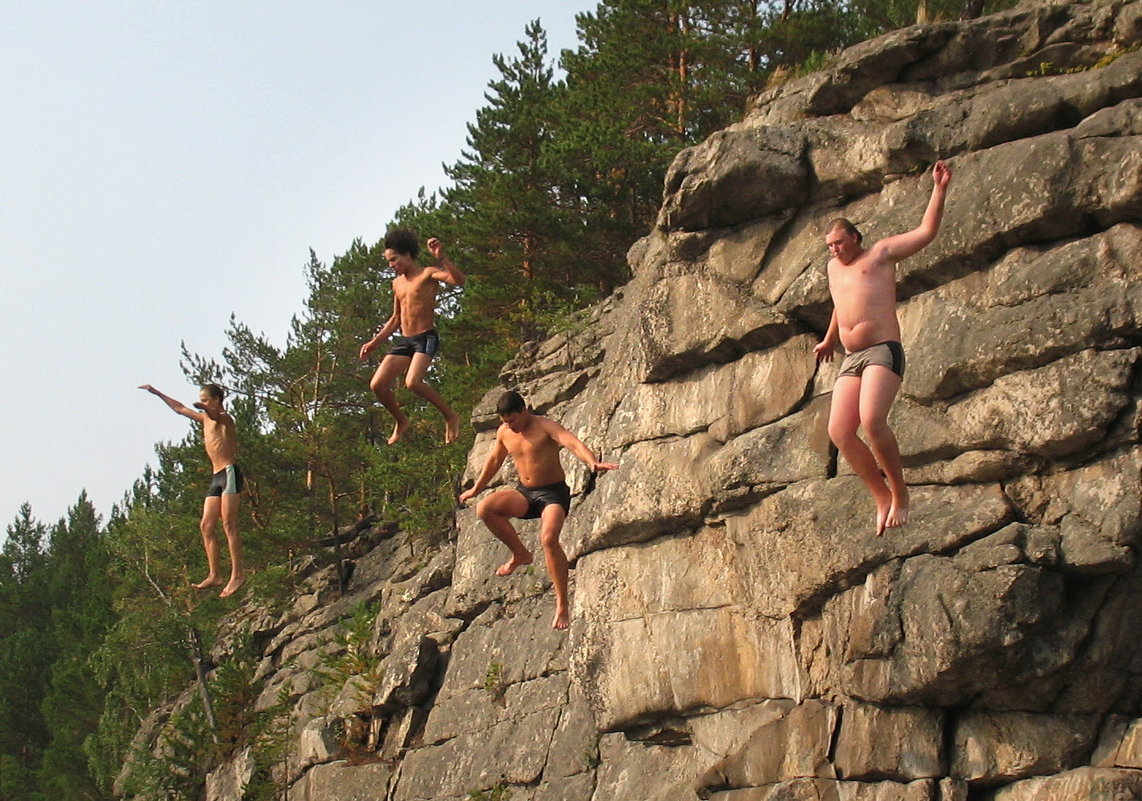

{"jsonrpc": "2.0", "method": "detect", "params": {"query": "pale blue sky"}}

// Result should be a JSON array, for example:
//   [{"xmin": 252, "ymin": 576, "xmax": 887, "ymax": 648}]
[{"xmin": 1, "ymin": 1, "xmax": 597, "ymax": 527}]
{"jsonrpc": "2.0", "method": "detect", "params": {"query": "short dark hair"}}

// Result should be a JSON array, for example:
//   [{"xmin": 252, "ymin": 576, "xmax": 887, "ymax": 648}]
[
  {"xmin": 384, "ymin": 229, "xmax": 420, "ymax": 259},
  {"xmin": 496, "ymin": 391, "xmax": 526, "ymax": 416},
  {"xmin": 827, "ymin": 218, "xmax": 862, "ymax": 243},
  {"xmin": 201, "ymin": 383, "xmax": 226, "ymax": 401}
]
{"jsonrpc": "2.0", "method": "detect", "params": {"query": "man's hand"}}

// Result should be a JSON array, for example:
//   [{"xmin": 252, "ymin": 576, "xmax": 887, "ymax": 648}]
[
  {"xmin": 593, "ymin": 460, "xmax": 620, "ymax": 472},
  {"xmin": 458, "ymin": 488, "xmax": 477, "ymax": 505},
  {"xmin": 138, "ymin": 384, "xmax": 156, "ymax": 393},
  {"xmin": 427, "ymin": 237, "xmax": 445, "ymax": 261},
  {"xmin": 932, "ymin": 160, "xmax": 951, "ymax": 189},
  {"xmin": 813, "ymin": 340, "xmax": 836, "ymax": 363},
  {"xmin": 360, "ymin": 340, "xmax": 377, "ymax": 360}
]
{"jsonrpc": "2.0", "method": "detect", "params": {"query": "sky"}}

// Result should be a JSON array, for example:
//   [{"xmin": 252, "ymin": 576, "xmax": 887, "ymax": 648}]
[{"xmin": 1, "ymin": 1, "xmax": 598, "ymax": 530}]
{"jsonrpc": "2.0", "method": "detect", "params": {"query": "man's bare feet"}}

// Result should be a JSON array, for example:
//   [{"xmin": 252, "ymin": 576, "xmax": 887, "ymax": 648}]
[
  {"xmin": 496, "ymin": 553, "xmax": 533, "ymax": 576},
  {"xmin": 193, "ymin": 576, "xmax": 224, "ymax": 590},
  {"xmin": 219, "ymin": 574, "xmax": 246, "ymax": 598},
  {"xmin": 444, "ymin": 412, "xmax": 461, "ymax": 444},
  {"xmin": 552, "ymin": 606, "xmax": 569, "ymax": 630},
  {"xmin": 387, "ymin": 417, "xmax": 410, "ymax": 445},
  {"xmin": 884, "ymin": 489, "xmax": 910, "ymax": 533},
  {"xmin": 873, "ymin": 490, "xmax": 893, "ymax": 537}
]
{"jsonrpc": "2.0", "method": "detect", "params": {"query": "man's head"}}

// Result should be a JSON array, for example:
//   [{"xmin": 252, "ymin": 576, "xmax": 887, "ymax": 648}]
[
  {"xmin": 199, "ymin": 383, "xmax": 226, "ymax": 410},
  {"xmin": 384, "ymin": 229, "xmax": 419, "ymax": 275},
  {"xmin": 496, "ymin": 390, "xmax": 529, "ymax": 432},
  {"xmin": 825, "ymin": 218, "xmax": 863, "ymax": 264}
]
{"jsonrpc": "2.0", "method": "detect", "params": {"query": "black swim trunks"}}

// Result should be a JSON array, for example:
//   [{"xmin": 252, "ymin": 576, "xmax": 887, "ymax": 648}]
[
  {"xmin": 206, "ymin": 464, "xmax": 244, "ymax": 498},
  {"xmin": 516, "ymin": 481, "xmax": 572, "ymax": 520},
  {"xmin": 389, "ymin": 329, "xmax": 440, "ymax": 359},
  {"xmin": 837, "ymin": 341, "xmax": 906, "ymax": 379}
]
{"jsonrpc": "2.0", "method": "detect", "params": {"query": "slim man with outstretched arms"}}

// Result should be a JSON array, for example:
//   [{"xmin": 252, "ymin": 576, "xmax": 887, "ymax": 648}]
[{"xmin": 139, "ymin": 382, "xmax": 246, "ymax": 597}]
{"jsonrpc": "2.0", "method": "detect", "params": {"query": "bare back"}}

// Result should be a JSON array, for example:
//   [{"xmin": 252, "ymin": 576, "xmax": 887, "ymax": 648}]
[
  {"xmin": 394, "ymin": 266, "xmax": 443, "ymax": 337},
  {"xmin": 827, "ymin": 241, "xmax": 901, "ymax": 352},
  {"xmin": 202, "ymin": 415, "xmax": 238, "ymax": 473},
  {"xmin": 500, "ymin": 416, "xmax": 566, "ymax": 487}
]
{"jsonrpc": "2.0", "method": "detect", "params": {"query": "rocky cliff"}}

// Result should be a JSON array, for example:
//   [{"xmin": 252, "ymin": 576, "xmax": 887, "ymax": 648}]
[{"xmin": 156, "ymin": 2, "xmax": 1142, "ymax": 800}]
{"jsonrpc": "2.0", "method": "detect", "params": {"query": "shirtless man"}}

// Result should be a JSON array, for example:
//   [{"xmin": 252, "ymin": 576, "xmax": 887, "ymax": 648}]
[
  {"xmin": 458, "ymin": 391, "xmax": 618, "ymax": 630},
  {"xmin": 139, "ymin": 383, "xmax": 246, "ymax": 597},
  {"xmin": 814, "ymin": 160, "xmax": 951, "ymax": 536},
  {"xmin": 359, "ymin": 230, "xmax": 465, "ymax": 445}
]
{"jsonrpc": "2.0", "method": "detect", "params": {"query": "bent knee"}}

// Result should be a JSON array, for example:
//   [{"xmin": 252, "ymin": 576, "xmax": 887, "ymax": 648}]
[
  {"xmin": 862, "ymin": 418, "xmax": 894, "ymax": 440},
  {"xmin": 540, "ymin": 530, "xmax": 564, "ymax": 550},
  {"xmin": 475, "ymin": 499, "xmax": 497, "ymax": 520},
  {"xmin": 369, "ymin": 377, "xmax": 391, "ymax": 395},
  {"xmin": 828, "ymin": 422, "xmax": 859, "ymax": 446}
]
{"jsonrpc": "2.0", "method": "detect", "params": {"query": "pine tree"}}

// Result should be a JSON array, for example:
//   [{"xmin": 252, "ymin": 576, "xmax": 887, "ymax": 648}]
[
  {"xmin": 0, "ymin": 504, "xmax": 52, "ymax": 801},
  {"xmin": 38, "ymin": 494, "xmax": 114, "ymax": 800}
]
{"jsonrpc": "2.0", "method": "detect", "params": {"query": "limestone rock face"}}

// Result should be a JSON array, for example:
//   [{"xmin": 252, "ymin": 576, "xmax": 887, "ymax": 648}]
[{"xmin": 146, "ymin": 3, "xmax": 1142, "ymax": 801}]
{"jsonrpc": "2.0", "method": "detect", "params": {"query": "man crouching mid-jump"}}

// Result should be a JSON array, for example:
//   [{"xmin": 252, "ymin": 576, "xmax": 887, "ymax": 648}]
[{"xmin": 459, "ymin": 391, "xmax": 618, "ymax": 630}]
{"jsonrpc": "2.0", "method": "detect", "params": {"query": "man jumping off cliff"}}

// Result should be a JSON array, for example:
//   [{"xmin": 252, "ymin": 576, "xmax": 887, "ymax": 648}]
[
  {"xmin": 458, "ymin": 391, "xmax": 618, "ymax": 630},
  {"xmin": 359, "ymin": 230, "xmax": 465, "ymax": 445},
  {"xmin": 139, "ymin": 383, "xmax": 246, "ymax": 597},
  {"xmin": 814, "ymin": 160, "xmax": 952, "ymax": 536}
]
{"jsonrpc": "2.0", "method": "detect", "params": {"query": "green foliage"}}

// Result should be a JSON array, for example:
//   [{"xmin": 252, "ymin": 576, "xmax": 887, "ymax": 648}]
[
  {"xmin": 241, "ymin": 685, "xmax": 294, "ymax": 801},
  {"xmin": 1026, "ymin": 42, "xmax": 1140, "ymax": 76},
  {"xmin": 115, "ymin": 632, "xmax": 275, "ymax": 801},
  {"xmin": 312, "ymin": 601, "xmax": 384, "ymax": 711},
  {"xmin": 482, "ymin": 662, "xmax": 506, "ymax": 701},
  {"xmin": 583, "ymin": 747, "xmax": 601, "ymax": 770},
  {"xmin": 469, "ymin": 783, "xmax": 513, "ymax": 801},
  {"xmin": 0, "ymin": 497, "xmax": 115, "ymax": 801}
]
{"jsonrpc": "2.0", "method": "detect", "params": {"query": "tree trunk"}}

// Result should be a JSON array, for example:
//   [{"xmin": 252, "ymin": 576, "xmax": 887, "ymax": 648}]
[{"xmin": 961, "ymin": 0, "xmax": 986, "ymax": 19}]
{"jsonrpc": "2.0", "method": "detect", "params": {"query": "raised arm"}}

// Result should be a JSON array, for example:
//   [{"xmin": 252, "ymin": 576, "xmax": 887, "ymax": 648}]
[
  {"xmin": 544, "ymin": 418, "xmax": 618, "ymax": 472},
  {"xmin": 360, "ymin": 293, "xmax": 401, "ymax": 359},
  {"xmin": 880, "ymin": 160, "xmax": 952, "ymax": 263},
  {"xmin": 139, "ymin": 384, "xmax": 204, "ymax": 422},
  {"xmin": 459, "ymin": 432, "xmax": 510, "ymax": 503},
  {"xmin": 425, "ymin": 237, "xmax": 466, "ymax": 287}
]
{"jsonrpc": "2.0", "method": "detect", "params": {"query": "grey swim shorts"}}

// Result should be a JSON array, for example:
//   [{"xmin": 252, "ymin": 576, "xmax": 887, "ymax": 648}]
[{"xmin": 837, "ymin": 341, "xmax": 906, "ymax": 379}]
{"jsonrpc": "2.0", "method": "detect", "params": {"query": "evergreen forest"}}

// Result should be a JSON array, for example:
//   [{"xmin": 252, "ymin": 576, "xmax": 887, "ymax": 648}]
[{"xmin": 0, "ymin": 1, "xmax": 1016, "ymax": 798}]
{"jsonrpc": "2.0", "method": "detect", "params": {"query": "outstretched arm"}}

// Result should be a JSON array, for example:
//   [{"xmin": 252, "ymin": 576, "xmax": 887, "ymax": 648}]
[
  {"xmin": 880, "ymin": 160, "xmax": 952, "ymax": 262},
  {"xmin": 425, "ymin": 237, "xmax": 466, "ymax": 287},
  {"xmin": 139, "ymin": 384, "xmax": 204, "ymax": 422},
  {"xmin": 458, "ymin": 434, "xmax": 509, "ymax": 503},
  {"xmin": 545, "ymin": 419, "xmax": 619, "ymax": 472}
]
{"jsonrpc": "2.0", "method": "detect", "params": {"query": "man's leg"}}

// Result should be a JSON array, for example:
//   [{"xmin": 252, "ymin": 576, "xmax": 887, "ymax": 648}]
[
  {"xmin": 538, "ymin": 504, "xmax": 570, "ymax": 630},
  {"xmin": 858, "ymin": 365, "xmax": 909, "ymax": 531},
  {"xmin": 218, "ymin": 491, "xmax": 245, "ymax": 598},
  {"xmin": 476, "ymin": 489, "xmax": 533, "ymax": 575},
  {"xmin": 405, "ymin": 352, "xmax": 461, "ymax": 444},
  {"xmin": 828, "ymin": 375, "xmax": 894, "ymax": 536},
  {"xmin": 370, "ymin": 354, "xmax": 412, "ymax": 444},
  {"xmin": 194, "ymin": 496, "xmax": 224, "ymax": 588}
]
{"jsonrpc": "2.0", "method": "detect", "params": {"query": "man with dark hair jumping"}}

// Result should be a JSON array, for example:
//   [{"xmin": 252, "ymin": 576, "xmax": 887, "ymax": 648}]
[
  {"xmin": 459, "ymin": 391, "xmax": 618, "ymax": 629},
  {"xmin": 360, "ymin": 230, "xmax": 466, "ymax": 444}
]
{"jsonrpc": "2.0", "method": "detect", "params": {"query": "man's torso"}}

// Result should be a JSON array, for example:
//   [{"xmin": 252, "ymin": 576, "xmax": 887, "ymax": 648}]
[
  {"xmin": 394, "ymin": 268, "xmax": 440, "ymax": 337},
  {"xmin": 828, "ymin": 244, "xmax": 901, "ymax": 353},
  {"xmin": 502, "ymin": 418, "xmax": 565, "ymax": 488},
  {"xmin": 202, "ymin": 416, "xmax": 238, "ymax": 473}
]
